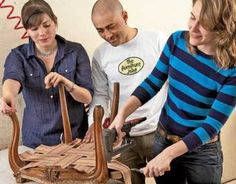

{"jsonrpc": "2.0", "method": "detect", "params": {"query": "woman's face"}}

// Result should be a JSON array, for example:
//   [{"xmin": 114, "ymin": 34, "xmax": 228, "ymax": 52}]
[
  {"xmin": 188, "ymin": 0, "xmax": 217, "ymax": 54},
  {"xmin": 26, "ymin": 13, "xmax": 57, "ymax": 49}
]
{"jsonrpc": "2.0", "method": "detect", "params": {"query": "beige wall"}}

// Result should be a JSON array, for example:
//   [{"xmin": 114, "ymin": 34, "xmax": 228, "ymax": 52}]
[
  {"xmin": 0, "ymin": 0, "xmax": 191, "ymax": 61},
  {"xmin": 1, "ymin": 0, "xmax": 236, "ymax": 182}
]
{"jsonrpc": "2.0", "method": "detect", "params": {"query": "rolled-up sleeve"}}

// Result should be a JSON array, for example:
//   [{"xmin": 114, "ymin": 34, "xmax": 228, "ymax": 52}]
[
  {"xmin": 75, "ymin": 45, "xmax": 94, "ymax": 97},
  {"xmin": 3, "ymin": 50, "xmax": 25, "ymax": 91}
]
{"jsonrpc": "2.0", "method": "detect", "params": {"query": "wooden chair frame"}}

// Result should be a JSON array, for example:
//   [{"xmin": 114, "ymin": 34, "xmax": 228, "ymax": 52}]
[{"xmin": 8, "ymin": 83, "xmax": 131, "ymax": 184}]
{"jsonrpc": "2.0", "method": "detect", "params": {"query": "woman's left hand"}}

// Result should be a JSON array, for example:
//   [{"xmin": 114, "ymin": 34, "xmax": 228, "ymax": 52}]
[
  {"xmin": 143, "ymin": 140, "xmax": 188, "ymax": 177},
  {"xmin": 44, "ymin": 72, "xmax": 65, "ymax": 89},
  {"xmin": 143, "ymin": 151, "xmax": 171, "ymax": 177}
]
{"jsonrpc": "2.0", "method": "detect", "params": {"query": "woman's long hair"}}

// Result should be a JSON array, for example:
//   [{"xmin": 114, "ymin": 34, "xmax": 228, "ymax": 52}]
[{"xmin": 188, "ymin": 0, "xmax": 236, "ymax": 69}]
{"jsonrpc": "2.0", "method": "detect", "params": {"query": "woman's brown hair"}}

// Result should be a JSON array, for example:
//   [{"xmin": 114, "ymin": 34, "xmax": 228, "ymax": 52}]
[
  {"xmin": 188, "ymin": 0, "xmax": 236, "ymax": 69},
  {"xmin": 21, "ymin": 0, "xmax": 57, "ymax": 29}
]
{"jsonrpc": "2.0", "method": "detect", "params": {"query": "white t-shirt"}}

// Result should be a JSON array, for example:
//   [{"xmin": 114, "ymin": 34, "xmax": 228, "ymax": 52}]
[{"xmin": 89, "ymin": 28, "xmax": 168, "ymax": 136}]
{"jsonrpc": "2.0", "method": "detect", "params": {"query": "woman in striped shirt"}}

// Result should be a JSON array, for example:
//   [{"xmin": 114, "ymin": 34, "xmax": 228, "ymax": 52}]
[{"xmin": 110, "ymin": 0, "xmax": 236, "ymax": 183}]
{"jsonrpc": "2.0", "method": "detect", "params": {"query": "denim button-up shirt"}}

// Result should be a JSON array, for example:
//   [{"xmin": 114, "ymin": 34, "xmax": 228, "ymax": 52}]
[{"xmin": 3, "ymin": 35, "xmax": 93, "ymax": 148}]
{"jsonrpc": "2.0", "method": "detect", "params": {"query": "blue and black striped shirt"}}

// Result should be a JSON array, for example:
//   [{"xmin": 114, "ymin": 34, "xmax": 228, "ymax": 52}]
[{"xmin": 132, "ymin": 31, "xmax": 236, "ymax": 151}]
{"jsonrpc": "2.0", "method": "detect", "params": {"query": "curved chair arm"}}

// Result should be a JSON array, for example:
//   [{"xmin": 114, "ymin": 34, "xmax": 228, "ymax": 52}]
[{"xmin": 8, "ymin": 112, "xmax": 26, "ymax": 175}]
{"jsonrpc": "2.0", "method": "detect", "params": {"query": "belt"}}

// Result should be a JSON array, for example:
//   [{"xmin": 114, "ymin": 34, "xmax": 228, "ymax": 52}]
[
  {"xmin": 156, "ymin": 125, "xmax": 181, "ymax": 143},
  {"xmin": 206, "ymin": 135, "xmax": 219, "ymax": 144},
  {"xmin": 157, "ymin": 125, "xmax": 219, "ymax": 144}
]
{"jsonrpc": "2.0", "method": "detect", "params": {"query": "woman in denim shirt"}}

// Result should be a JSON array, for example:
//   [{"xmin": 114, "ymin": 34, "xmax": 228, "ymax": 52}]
[{"xmin": 0, "ymin": 0, "xmax": 93, "ymax": 148}]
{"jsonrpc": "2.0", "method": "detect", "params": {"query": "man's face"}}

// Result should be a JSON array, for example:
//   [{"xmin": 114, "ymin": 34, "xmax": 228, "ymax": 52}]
[{"xmin": 92, "ymin": 11, "xmax": 128, "ymax": 46}]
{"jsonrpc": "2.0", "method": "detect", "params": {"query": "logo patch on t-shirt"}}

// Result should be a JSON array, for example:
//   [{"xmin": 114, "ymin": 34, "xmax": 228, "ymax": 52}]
[{"xmin": 118, "ymin": 57, "xmax": 144, "ymax": 75}]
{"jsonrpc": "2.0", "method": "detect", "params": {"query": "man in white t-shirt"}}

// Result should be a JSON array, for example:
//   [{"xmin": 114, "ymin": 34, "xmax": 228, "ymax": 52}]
[{"xmin": 84, "ymin": 0, "xmax": 167, "ymax": 183}]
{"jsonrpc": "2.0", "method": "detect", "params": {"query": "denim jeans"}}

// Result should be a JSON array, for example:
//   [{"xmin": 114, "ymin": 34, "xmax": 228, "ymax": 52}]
[
  {"xmin": 153, "ymin": 132, "xmax": 223, "ymax": 184},
  {"xmin": 118, "ymin": 132, "xmax": 155, "ymax": 184}
]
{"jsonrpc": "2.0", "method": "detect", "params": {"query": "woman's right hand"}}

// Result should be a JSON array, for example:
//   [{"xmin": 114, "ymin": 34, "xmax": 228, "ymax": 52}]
[
  {"xmin": 44, "ymin": 72, "xmax": 66, "ymax": 89},
  {"xmin": 0, "ymin": 97, "xmax": 16, "ymax": 115},
  {"xmin": 109, "ymin": 114, "xmax": 126, "ymax": 142}
]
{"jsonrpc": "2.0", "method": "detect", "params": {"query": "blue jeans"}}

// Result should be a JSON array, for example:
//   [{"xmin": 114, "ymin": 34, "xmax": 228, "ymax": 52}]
[{"xmin": 153, "ymin": 132, "xmax": 223, "ymax": 184}]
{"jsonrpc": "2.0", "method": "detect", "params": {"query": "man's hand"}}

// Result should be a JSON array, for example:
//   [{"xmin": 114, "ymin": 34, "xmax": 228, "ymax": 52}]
[{"xmin": 83, "ymin": 124, "xmax": 95, "ymax": 143}]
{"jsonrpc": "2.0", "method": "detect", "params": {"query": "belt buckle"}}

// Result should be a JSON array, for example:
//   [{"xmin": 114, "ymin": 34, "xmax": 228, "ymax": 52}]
[
  {"xmin": 166, "ymin": 134, "xmax": 180, "ymax": 143},
  {"xmin": 207, "ymin": 135, "xmax": 218, "ymax": 144},
  {"xmin": 157, "ymin": 125, "xmax": 181, "ymax": 144}
]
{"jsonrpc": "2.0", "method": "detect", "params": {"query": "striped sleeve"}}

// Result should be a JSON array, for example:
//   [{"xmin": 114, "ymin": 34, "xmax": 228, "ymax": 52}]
[{"xmin": 183, "ymin": 74, "xmax": 236, "ymax": 150}]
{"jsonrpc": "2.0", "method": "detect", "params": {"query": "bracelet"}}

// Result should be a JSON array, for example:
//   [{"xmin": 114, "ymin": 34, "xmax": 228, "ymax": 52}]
[{"xmin": 67, "ymin": 82, "xmax": 75, "ymax": 93}]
